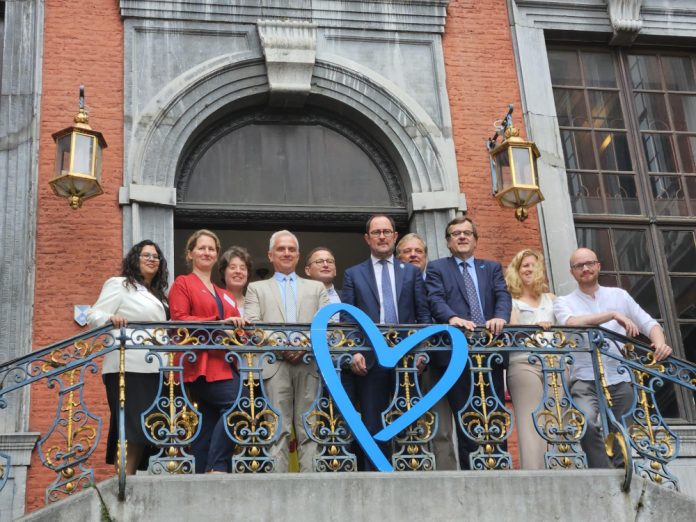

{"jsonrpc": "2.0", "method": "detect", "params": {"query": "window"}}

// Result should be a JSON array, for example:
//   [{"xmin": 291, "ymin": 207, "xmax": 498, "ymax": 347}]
[{"xmin": 549, "ymin": 47, "xmax": 696, "ymax": 420}]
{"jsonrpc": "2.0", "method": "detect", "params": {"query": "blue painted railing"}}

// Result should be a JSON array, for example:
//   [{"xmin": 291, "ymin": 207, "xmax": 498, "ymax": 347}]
[{"xmin": 0, "ymin": 321, "xmax": 694, "ymax": 504}]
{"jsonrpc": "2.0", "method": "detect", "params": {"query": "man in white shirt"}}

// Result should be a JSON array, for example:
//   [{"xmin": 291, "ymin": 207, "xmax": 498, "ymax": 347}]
[{"xmin": 553, "ymin": 247, "xmax": 672, "ymax": 468}]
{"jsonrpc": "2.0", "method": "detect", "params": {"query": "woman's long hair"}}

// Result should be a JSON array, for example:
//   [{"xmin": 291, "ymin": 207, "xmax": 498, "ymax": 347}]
[
  {"xmin": 121, "ymin": 240, "xmax": 169, "ymax": 303},
  {"xmin": 505, "ymin": 248, "xmax": 548, "ymax": 299}
]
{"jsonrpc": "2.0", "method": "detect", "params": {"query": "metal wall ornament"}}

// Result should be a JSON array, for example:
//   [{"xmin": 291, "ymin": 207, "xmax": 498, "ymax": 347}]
[
  {"xmin": 50, "ymin": 85, "xmax": 106, "ymax": 210},
  {"xmin": 487, "ymin": 105, "xmax": 543, "ymax": 222}
]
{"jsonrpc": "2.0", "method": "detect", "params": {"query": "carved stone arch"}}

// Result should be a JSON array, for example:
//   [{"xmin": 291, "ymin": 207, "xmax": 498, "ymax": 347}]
[{"xmin": 124, "ymin": 51, "xmax": 462, "ymax": 260}]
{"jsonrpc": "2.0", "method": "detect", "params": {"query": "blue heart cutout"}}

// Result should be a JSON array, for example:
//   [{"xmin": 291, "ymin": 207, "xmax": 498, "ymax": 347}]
[{"xmin": 310, "ymin": 303, "xmax": 469, "ymax": 472}]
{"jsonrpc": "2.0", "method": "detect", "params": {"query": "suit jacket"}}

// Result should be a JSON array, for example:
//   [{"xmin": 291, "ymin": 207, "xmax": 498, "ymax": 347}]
[
  {"xmin": 169, "ymin": 272, "xmax": 241, "ymax": 382},
  {"xmin": 426, "ymin": 256, "xmax": 512, "ymax": 325},
  {"xmin": 245, "ymin": 275, "xmax": 330, "ymax": 378},
  {"xmin": 341, "ymin": 257, "xmax": 430, "ymax": 368},
  {"xmin": 88, "ymin": 276, "xmax": 167, "ymax": 374},
  {"xmin": 426, "ymin": 256, "xmax": 511, "ymax": 368}
]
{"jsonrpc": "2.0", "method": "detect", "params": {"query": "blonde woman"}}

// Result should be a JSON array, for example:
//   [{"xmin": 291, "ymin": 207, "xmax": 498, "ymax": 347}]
[{"xmin": 505, "ymin": 249, "xmax": 556, "ymax": 470}]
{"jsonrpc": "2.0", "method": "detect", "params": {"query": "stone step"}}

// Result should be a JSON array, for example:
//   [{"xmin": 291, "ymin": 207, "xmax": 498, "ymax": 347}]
[{"xmin": 19, "ymin": 470, "xmax": 696, "ymax": 522}]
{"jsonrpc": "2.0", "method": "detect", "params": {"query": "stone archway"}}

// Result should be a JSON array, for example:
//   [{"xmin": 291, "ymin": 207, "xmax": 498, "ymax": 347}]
[{"xmin": 122, "ymin": 51, "xmax": 463, "ymax": 265}]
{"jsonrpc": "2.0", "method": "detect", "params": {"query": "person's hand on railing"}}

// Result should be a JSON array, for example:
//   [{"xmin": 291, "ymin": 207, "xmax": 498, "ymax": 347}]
[
  {"xmin": 651, "ymin": 341, "xmax": 672, "ymax": 361},
  {"xmin": 536, "ymin": 321, "xmax": 552, "ymax": 330},
  {"xmin": 110, "ymin": 315, "xmax": 128, "ymax": 328},
  {"xmin": 485, "ymin": 318, "xmax": 507, "ymax": 336},
  {"xmin": 223, "ymin": 316, "xmax": 249, "ymax": 328},
  {"xmin": 448, "ymin": 316, "xmax": 476, "ymax": 331}
]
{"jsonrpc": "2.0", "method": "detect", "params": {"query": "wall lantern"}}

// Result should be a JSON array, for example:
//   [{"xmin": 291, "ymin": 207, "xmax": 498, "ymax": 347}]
[
  {"xmin": 487, "ymin": 104, "xmax": 543, "ymax": 222},
  {"xmin": 50, "ymin": 86, "xmax": 107, "ymax": 210}
]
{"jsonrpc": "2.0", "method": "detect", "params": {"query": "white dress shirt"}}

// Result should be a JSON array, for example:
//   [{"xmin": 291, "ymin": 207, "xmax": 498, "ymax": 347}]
[{"xmin": 554, "ymin": 285, "xmax": 659, "ymax": 384}]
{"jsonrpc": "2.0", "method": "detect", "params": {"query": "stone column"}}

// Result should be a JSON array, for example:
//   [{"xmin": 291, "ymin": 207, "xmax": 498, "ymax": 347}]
[{"xmin": 0, "ymin": 0, "xmax": 44, "ymax": 517}]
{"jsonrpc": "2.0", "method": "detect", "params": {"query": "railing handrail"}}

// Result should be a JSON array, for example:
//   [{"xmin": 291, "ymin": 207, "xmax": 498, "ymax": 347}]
[{"xmin": 1, "ymin": 321, "xmax": 694, "ymax": 505}]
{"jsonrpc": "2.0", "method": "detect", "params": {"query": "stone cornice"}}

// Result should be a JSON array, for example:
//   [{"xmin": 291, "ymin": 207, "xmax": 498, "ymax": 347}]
[{"xmin": 120, "ymin": 1, "xmax": 449, "ymax": 33}]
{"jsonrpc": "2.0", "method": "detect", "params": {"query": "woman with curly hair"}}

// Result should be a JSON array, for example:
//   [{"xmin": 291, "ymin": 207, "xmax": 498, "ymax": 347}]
[
  {"xmin": 505, "ymin": 248, "xmax": 557, "ymax": 470},
  {"xmin": 88, "ymin": 240, "xmax": 169, "ymax": 475}
]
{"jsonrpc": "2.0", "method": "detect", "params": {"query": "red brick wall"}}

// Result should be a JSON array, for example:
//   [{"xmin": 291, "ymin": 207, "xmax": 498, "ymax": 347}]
[
  {"xmin": 443, "ymin": 0, "xmax": 543, "ymax": 268},
  {"xmin": 443, "ymin": 0, "xmax": 543, "ymax": 468},
  {"xmin": 26, "ymin": 0, "xmax": 124, "ymax": 512}
]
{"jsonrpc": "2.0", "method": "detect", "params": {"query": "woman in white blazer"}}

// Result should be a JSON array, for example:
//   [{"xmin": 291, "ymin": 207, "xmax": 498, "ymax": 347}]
[{"xmin": 88, "ymin": 240, "xmax": 169, "ymax": 475}]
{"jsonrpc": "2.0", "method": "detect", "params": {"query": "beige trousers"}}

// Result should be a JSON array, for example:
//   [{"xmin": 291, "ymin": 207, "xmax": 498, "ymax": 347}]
[
  {"xmin": 264, "ymin": 360, "xmax": 320, "ymax": 472},
  {"xmin": 506, "ymin": 356, "xmax": 550, "ymax": 470}
]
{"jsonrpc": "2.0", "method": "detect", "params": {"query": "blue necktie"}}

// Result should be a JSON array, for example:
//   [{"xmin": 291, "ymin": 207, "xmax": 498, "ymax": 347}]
[
  {"xmin": 461, "ymin": 261, "xmax": 485, "ymax": 325},
  {"xmin": 380, "ymin": 260, "xmax": 398, "ymax": 324},
  {"xmin": 284, "ymin": 276, "xmax": 297, "ymax": 322}
]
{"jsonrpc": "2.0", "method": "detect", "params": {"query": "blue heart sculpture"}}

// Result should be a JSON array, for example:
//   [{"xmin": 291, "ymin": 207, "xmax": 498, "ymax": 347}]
[{"xmin": 310, "ymin": 303, "xmax": 469, "ymax": 472}]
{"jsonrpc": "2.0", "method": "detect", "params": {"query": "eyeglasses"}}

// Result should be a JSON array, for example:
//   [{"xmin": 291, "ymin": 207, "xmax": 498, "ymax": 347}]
[
  {"xmin": 447, "ymin": 230, "xmax": 475, "ymax": 239},
  {"xmin": 368, "ymin": 229, "xmax": 395, "ymax": 237},
  {"xmin": 571, "ymin": 260, "xmax": 599, "ymax": 271},
  {"xmin": 140, "ymin": 253, "xmax": 160, "ymax": 261},
  {"xmin": 308, "ymin": 258, "xmax": 336, "ymax": 266}
]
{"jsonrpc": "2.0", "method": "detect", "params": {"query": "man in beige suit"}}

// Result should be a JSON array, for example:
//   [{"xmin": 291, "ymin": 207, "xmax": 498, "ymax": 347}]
[{"xmin": 245, "ymin": 230, "xmax": 330, "ymax": 472}]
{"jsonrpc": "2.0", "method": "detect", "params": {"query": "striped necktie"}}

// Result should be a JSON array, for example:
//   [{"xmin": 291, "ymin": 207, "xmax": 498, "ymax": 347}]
[{"xmin": 461, "ymin": 261, "xmax": 485, "ymax": 325}]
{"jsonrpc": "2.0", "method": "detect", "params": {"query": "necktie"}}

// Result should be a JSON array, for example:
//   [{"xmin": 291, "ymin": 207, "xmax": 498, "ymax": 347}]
[
  {"xmin": 380, "ymin": 260, "xmax": 398, "ymax": 323},
  {"xmin": 284, "ymin": 276, "xmax": 297, "ymax": 322},
  {"xmin": 461, "ymin": 261, "xmax": 485, "ymax": 325}
]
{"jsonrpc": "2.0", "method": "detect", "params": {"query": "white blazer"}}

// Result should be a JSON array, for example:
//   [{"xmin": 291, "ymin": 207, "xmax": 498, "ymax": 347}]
[{"xmin": 88, "ymin": 277, "xmax": 167, "ymax": 374}]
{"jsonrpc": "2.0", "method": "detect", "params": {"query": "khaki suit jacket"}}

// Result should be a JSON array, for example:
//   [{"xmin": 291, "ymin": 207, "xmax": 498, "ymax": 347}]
[{"xmin": 245, "ymin": 275, "xmax": 330, "ymax": 378}]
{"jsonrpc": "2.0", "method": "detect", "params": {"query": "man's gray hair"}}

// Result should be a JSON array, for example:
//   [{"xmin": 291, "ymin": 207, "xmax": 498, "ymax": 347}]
[
  {"xmin": 269, "ymin": 230, "xmax": 299, "ymax": 252},
  {"xmin": 396, "ymin": 232, "xmax": 428, "ymax": 255}
]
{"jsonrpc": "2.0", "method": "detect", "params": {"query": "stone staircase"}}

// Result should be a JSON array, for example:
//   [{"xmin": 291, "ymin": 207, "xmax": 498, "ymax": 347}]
[{"xmin": 19, "ymin": 470, "xmax": 696, "ymax": 522}]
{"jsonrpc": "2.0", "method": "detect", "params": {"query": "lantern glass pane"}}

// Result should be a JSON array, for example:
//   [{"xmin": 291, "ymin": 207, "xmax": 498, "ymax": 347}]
[
  {"xmin": 73, "ymin": 133, "xmax": 95, "ymax": 176},
  {"xmin": 55, "ymin": 135, "xmax": 72, "ymax": 177},
  {"xmin": 495, "ymin": 149, "xmax": 512, "ymax": 191},
  {"xmin": 512, "ymin": 147, "xmax": 535, "ymax": 186}
]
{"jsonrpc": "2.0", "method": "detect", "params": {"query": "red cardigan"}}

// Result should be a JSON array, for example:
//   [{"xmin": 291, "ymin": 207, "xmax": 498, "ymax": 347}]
[{"xmin": 169, "ymin": 272, "xmax": 240, "ymax": 383}]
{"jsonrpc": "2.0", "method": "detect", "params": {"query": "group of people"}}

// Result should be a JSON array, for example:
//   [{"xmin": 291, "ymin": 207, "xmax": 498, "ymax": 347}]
[{"xmin": 87, "ymin": 214, "xmax": 672, "ymax": 475}]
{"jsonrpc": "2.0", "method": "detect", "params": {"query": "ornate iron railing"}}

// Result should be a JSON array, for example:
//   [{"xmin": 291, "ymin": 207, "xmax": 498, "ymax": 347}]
[{"xmin": 0, "ymin": 321, "xmax": 694, "ymax": 504}]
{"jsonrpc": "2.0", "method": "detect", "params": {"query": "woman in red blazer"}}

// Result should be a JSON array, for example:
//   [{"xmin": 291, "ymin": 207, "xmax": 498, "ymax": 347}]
[{"xmin": 169, "ymin": 229, "xmax": 246, "ymax": 473}]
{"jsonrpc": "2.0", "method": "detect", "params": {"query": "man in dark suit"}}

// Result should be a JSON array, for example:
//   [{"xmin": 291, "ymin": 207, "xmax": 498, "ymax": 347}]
[
  {"xmin": 425, "ymin": 216, "xmax": 512, "ymax": 469},
  {"xmin": 342, "ymin": 215, "xmax": 431, "ymax": 470}
]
